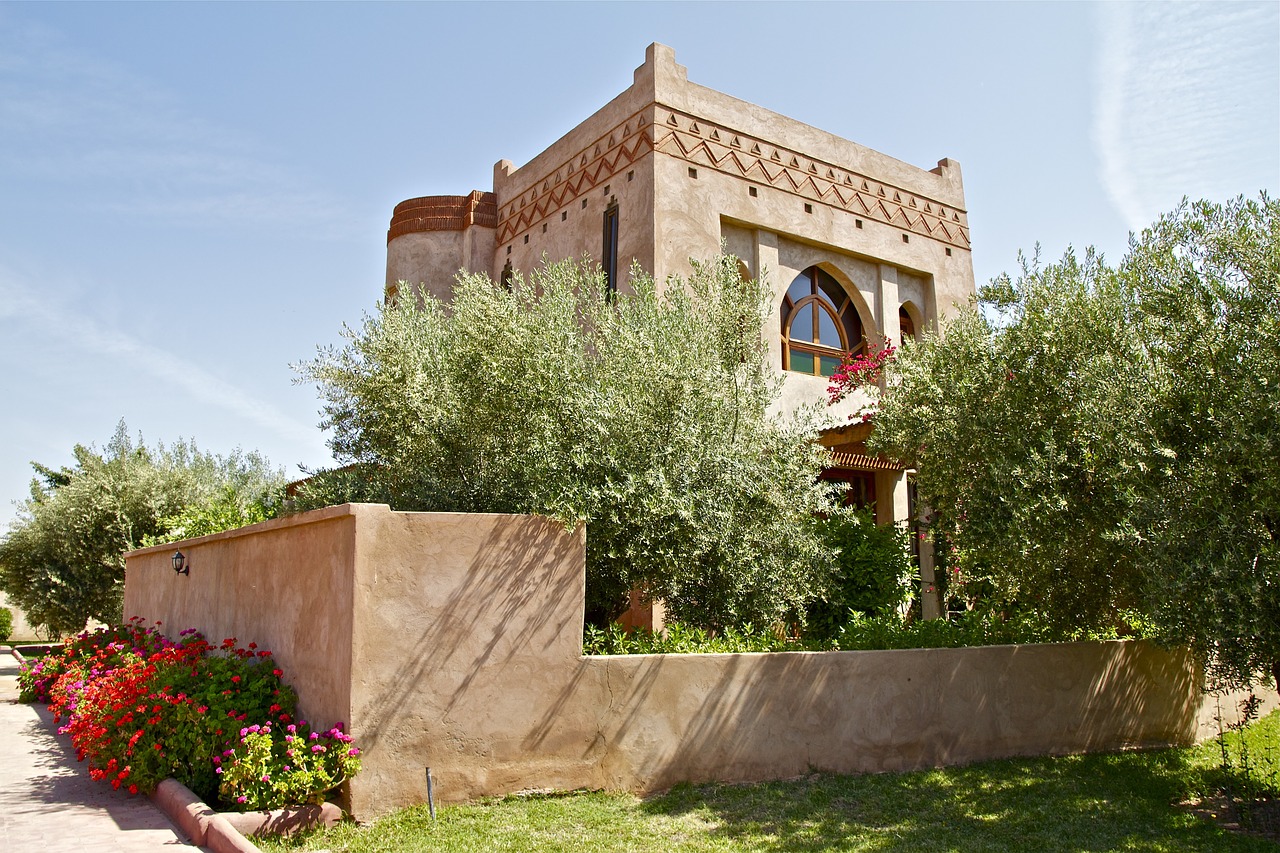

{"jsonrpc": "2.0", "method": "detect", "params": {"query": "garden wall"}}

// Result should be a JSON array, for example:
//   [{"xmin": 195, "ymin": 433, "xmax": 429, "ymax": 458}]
[{"xmin": 125, "ymin": 503, "xmax": 1207, "ymax": 821}]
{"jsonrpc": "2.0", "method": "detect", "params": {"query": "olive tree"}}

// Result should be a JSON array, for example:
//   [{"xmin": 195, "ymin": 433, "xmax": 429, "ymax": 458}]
[
  {"xmin": 870, "ymin": 247, "xmax": 1155, "ymax": 632},
  {"xmin": 1126, "ymin": 196, "xmax": 1280, "ymax": 690},
  {"xmin": 296, "ymin": 256, "xmax": 838, "ymax": 628},
  {"xmin": 0, "ymin": 422, "xmax": 285, "ymax": 635},
  {"xmin": 870, "ymin": 194, "xmax": 1280, "ymax": 690}
]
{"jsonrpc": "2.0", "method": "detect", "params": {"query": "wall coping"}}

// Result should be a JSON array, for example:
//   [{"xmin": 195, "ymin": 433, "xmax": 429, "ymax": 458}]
[
  {"xmin": 578, "ymin": 639, "xmax": 1175, "ymax": 664},
  {"xmin": 125, "ymin": 502, "xmax": 381, "ymax": 559},
  {"xmin": 126, "ymin": 503, "xmax": 583, "ymax": 560}
]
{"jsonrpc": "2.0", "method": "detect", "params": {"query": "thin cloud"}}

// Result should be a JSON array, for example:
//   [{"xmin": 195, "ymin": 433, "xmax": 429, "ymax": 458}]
[
  {"xmin": 0, "ymin": 268, "xmax": 325, "ymax": 455},
  {"xmin": 1092, "ymin": 2, "xmax": 1279, "ymax": 233},
  {"xmin": 0, "ymin": 13, "xmax": 353, "ymax": 235}
]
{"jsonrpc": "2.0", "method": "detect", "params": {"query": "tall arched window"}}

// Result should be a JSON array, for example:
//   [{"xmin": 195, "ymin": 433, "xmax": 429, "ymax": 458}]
[{"xmin": 781, "ymin": 266, "xmax": 864, "ymax": 376}]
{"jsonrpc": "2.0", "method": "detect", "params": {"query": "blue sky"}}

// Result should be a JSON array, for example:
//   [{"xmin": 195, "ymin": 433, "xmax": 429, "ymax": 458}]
[{"xmin": 1, "ymin": 1, "xmax": 1276, "ymax": 528}]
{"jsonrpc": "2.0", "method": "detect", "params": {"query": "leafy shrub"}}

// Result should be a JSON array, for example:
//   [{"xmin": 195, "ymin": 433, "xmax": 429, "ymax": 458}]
[
  {"xmin": 804, "ymin": 508, "xmax": 913, "ymax": 644},
  {"xmin": 582, "ymin": 608, "xmax": 1156, "ymax": 656},
  {"xmin": 0, "ymin": 424, "xmax": 286, "ymax": 636},
  {"xmin": 833, "ymin": 610, "xmax": 1008, "ymax": 651},
  {"xmin": 141, "ymin": 483, "xmax": 277, "ymax": 546},
  {"xmin": 832, "ymin": 608, "xmax": 1150, "ymax": 651},
  {"xmin": 297, "ymin": 256, "xmax": 837, "ymax": 631},
  {"xmin": 42, "ymin": 622, "xmax": 294, "ymax": 800},
  {"xmin": 217, "ymin": 720, "xmax": 361, "ymax": 809},
  {"xmin": 0, "ymin": 606, "xmax": 11, "ymax": 643},
  {"xmin": 584, "ymin": 621, "xmax": 809, "ymax": 655},
  {"xmin": 21, "ymin": 619, "xmax": 357, "ymax": 810},
  {"xmin": 869, "ymin": 197, "xmax": 1280, "ymax": 691}
]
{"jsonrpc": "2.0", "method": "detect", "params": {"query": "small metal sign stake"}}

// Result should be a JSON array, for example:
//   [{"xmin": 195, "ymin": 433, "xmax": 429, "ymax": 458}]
[{"xmin": 426, "ymin": 767, "xmax": 436, "ymax": 820}]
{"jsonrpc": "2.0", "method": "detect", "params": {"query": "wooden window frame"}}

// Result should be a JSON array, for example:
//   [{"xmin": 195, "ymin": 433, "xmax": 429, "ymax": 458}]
[{"xmin": 781, "ymin": 266, "xmax": 865, "ymax": 376}]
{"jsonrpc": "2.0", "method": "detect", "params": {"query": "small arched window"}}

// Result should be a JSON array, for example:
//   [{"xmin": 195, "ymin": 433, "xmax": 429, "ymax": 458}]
[
  {"xmin": 781, "ymin": 266, "xmax": 864, "ymax": 376},
  {"xmin": 899, "ymin": 306, "xmax": 916, "ymax": 344}
]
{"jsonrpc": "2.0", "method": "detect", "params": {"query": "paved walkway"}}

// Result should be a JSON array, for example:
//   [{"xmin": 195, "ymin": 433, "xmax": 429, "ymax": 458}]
[{"xmin": 0, "ymin": 648, "xmax": 204, "ymax": 852}]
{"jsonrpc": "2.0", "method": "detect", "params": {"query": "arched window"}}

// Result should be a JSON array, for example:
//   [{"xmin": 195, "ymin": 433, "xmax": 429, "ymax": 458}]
[
  {"xmin": 899, "ymin": 306, "xmax": 916, "ymax": 344},
  {"xmin": 781, "ymin": 266, "xmax": 864, "ymax": 376}
]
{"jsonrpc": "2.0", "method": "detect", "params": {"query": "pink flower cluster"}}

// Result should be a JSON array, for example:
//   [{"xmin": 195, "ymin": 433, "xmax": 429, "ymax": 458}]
[{"xmin": 827, "ymin": 338, "xmax": 896, "ymax": 405}]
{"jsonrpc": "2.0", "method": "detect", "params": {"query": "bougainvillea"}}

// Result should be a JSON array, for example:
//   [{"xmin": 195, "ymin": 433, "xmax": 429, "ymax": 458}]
[
  {"xmin": 827, "ymin": 337, "xmax": 896, "ymax": 422},
  {"xmin": 18, "ymin": 619, "xmax": 357, "ymax": 810}
]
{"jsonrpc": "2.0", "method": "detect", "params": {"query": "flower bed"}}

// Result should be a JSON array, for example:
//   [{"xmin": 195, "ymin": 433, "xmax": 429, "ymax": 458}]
[{"xmin": 17, "ymin": 618, "xmax": 360, "ymax": 812}]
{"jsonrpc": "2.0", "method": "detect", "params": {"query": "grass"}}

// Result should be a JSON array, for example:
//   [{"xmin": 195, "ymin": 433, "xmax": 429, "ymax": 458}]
[
  {"xmin": 1190, "ymin": 695, "xmax": 1280, "ymax": 837},
  {"xmin": 260, "ymin": 709, "xmax": 1280, "ymax": 853}
]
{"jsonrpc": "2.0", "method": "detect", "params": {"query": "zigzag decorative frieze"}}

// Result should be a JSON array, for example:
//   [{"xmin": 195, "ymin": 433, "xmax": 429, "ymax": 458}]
[
  {"xmin": 497, "ymin": 104, "xmax": 971, "ymax": 251},
  {"xmin": 497, "ymin": 110, "xmax": 654, "ymax": 244},
  {"xmin": 653, "ymin": 109, "xmax": 971, "ymax": 250}
]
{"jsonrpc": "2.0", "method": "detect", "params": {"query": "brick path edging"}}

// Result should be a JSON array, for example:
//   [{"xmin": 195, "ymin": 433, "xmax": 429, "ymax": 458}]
[
  {"xmin": 151, "ymin": 779, "xmax": 263, "ymax": 853},
  {"xmin": 151, "ymin": 778, "xmax": 344, "ymax": 850}
]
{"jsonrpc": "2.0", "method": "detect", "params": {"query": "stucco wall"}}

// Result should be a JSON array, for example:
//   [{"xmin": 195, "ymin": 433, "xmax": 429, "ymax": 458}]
[
  {"xmin": 386, "ymin": 226, "xmax": 496, "ymax": 303},
  {"xmin": 591, "ymin": 642, "xmax": 1198, "ymax": 791},
  {"xmin": 344, "ymin": 509, "xmax": 588, "ymax": 817},
  {"xmin": 124, "ymin": 504, "xmax": 1214, "ymax": 822},
  {"xmin": 0, "ymin": 589, "xmax": 40, "ymax": 642},
  {"xmin": 125, "ymin": 504, "xmax": 359, "ymax": 735},
  {"xmin": 480, "ymin": 42, "xmax": 973, "ymax": 330}
]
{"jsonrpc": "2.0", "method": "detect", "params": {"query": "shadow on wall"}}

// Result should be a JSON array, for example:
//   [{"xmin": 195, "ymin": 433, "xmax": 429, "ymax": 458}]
[
  {"xmin": 351, "ymin": 513, "xmax": 586, "ymax": 757},
  {"xmin": 343, "ymin": 506, "xmax": 1208, "ymax": 814},
  {"xmin": 124, "ymin": 504, "xmax": 1213, "ymax": 819},
  {"xmin": 518, "ymin": 641, "xmax": 1201, "ymax": 797}
]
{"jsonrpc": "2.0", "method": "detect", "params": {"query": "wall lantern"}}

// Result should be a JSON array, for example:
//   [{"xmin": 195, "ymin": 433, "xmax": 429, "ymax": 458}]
[{"xmin": 172, "ymin": 550, "xmax": 190, "ymax": 577}]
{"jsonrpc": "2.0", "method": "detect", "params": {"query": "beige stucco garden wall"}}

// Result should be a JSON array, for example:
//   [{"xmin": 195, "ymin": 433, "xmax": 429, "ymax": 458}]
[
  {"xmin": 125, "ymin": 504, "xmax": 1208, "ymax": 822},
  {"xmin": 125, "ymin": 504, "xmax": 359, "ymax": 736}
]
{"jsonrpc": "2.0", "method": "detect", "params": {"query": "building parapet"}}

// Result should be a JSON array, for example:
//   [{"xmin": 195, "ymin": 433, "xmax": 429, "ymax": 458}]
[{"xmin": 388, "ymin": 191, "xmax": 498, "ymax": 243}]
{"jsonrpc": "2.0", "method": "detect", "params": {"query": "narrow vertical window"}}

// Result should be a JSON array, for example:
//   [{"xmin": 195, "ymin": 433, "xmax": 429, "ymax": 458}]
[
  {"xmin": 500, "ymin": 259, "xmax": 514, "ymax": 291},
  {"xmin": 602, "ymin": 202, "xmax": 619, "ymax": 298}
]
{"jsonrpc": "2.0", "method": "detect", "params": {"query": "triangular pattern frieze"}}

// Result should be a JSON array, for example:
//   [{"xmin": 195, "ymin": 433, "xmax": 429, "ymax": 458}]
[
  {"xmin": 497, "ymin": 108, "xmax": 655, "ymax": 243},
  {"xmin": 499, "ymin": 103, "xmax": 970, "ymax": 251}
]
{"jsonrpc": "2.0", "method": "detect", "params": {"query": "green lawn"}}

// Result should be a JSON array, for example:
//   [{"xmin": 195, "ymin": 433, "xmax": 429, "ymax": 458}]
[{"xmin": 261, "ymin": 710, "xmax": 1280, "ymax": 853}]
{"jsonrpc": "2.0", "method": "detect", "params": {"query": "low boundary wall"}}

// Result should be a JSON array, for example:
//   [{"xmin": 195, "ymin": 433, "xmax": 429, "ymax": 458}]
[{"xmin": 126, "ymin": 504, "xmax": 1206, "ymax": 821}]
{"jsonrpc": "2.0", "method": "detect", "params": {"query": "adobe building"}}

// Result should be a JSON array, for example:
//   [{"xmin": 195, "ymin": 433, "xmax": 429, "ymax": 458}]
[{"xmin": 385, "ymin": 43, "xmax": 975, "ymax": 615}]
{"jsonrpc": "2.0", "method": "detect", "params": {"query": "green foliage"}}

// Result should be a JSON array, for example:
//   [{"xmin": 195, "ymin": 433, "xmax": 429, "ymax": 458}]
[
  {"xmin": 0, "ymin": 422, "xmax": 286, "ymax": 635},
  {"xmin": 0, "ymin": 607, "xmax": 10, "ymax": 643},
  {"xmin": 872, "ymin": 246, "xmax": 1153, "ymax": 633},
  {"xmin": 219, "ymin": 722, "xmax": 361, "ymax": 810},
  {"xmin": 297, "ymin": 256, "xmax": 837, "ymax": 629},
  {"xmin": 581, "ymin": 601, "xmax": 1148, "ymax": 655},
  {"xmin": 35, "ymin": 622, "xmax": 297, "ymax": 801},
  {"xmin": 582, "ymin": 621, "xmax": 807, "ymax": 655},
  {"xmin": 872, "ymin": 195, "xmax": 1280, "ymax": 690},
  {"xmin": 832, "ymin": 607, "xmax": 1145, "ymax": 651},
  {"xmin": 1124, "ymin": 197, "xmax": 1280, "ymax": 692},
  {"xmin": 142, "ymin": 449, "xmax": 285, "ymax": 544},
  {"xmin": 804, "ymin": 508, "xmax": 913, "ymax": 644}
]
